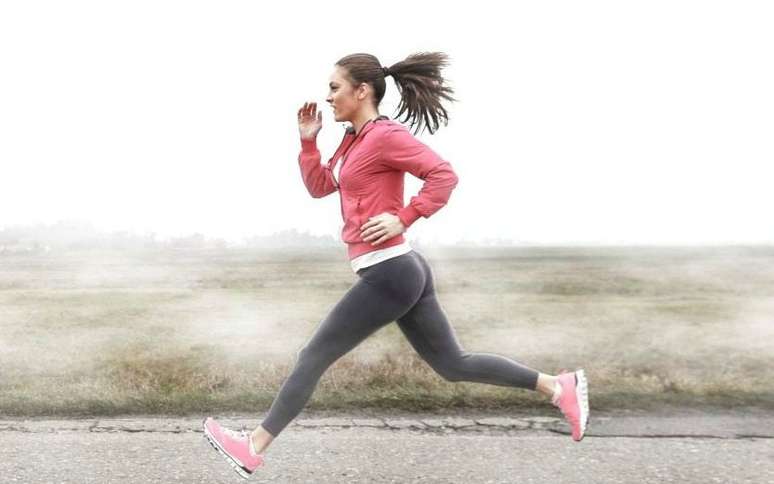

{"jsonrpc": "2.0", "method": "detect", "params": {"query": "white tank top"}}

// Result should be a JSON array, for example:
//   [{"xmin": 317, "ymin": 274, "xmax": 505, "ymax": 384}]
[{"xmin": 332, "ymin": 156, "xmax": 413, "ymax": 274}]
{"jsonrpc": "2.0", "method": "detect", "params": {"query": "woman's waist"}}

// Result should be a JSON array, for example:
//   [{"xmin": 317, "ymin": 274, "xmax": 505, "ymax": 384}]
[{"xmin": 345, "ymin": 235, "xmax": 408, "ymax": 260}]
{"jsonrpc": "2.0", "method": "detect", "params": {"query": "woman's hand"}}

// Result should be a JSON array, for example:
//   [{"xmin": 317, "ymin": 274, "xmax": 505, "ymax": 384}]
[
  {"xmin": 360, "ymin": 213, "xmax": 406, "ymax": 246},
  {"xmin": 298, "ymin": 101, "xmax": 322, "ymax": 140}
]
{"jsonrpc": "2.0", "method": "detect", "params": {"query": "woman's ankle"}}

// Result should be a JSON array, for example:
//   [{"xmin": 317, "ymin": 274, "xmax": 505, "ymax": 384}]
[
  {"xmin": 250, "ymin": 425, "xmax": 274, "ymax": 455},
  {"xmin": 535, "ymin": 373, "xmax": 559, "ymax": 398}
]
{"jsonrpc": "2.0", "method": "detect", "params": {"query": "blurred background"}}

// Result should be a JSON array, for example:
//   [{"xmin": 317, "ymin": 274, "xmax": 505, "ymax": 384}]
[{"xmin": 0, "ymin": 1, "xmax": 772, "ymax": 416}]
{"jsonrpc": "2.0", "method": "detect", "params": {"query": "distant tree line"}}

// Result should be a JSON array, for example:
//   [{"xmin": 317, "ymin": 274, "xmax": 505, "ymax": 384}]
[{"xmin": 0, "ymin": 221, "xmax": 342, "ymax": 252}]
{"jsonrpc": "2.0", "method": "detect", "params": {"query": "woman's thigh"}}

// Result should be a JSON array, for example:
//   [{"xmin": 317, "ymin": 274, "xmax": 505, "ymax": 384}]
[
  {"xmin": 396, "ymin": 291, "xmax": 465, "ymax": 364},
  {"xmin": 396, "ymin": 251, "xmax": 465, "ymax": 360},
  {"xmin": 298, "ymin": 252, "xmax": 426, "ymax": 363}
]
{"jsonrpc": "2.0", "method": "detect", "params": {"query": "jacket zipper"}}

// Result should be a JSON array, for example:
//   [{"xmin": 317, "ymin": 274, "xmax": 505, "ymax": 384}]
[
  {"xmin": 334, "ymin": 123, "xmax": 373, "ymax": 227},
  {"xmin": 333, "ymin": 134, "xmax": 357, "ymax": 222}
]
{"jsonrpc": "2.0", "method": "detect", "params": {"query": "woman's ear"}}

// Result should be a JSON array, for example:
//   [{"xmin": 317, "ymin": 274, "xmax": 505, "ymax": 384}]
[{"xmin": 357, "ymin": 82, "xmax": 370, "ymax": 101}]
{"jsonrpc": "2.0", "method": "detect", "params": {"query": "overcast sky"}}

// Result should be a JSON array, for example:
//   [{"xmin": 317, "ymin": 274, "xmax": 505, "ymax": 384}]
[{"xmin": 1, "ymin": 1, "xmax": 772, "ymax": 245}]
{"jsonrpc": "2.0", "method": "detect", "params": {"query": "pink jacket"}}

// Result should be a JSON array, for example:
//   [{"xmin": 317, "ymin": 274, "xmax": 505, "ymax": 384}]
[{"xmin": 298, "ymin": 116, "xmax": 459, "ymax": 260}]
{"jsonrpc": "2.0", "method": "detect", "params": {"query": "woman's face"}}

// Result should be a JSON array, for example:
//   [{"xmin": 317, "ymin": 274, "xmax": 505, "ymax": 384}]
[{"xmin": 326, "ymin": 66, "xmax": 366, "ymax": 123}]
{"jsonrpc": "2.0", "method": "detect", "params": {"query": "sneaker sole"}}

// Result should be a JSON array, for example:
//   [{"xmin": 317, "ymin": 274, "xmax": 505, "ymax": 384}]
[
  {"xmin": 575, "ymin": 369, "xmax": 590, "ymax": 441},
  {"xmin": 202, "ymin": 418, "xmax": 254, "ymax": 480}
]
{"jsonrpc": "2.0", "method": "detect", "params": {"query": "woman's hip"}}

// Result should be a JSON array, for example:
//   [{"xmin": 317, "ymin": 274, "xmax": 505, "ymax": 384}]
[{"xmin": 355, "ymin": 250, "xmax": 428, "ymax": 304}]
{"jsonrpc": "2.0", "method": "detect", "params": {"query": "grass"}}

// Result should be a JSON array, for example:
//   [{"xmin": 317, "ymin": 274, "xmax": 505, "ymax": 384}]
[{"xmin": 0, "ymin": 245, "xmax": 772, "ymax": 417}]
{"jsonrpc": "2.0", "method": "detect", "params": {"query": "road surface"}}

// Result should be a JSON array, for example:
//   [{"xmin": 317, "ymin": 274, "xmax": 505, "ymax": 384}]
[{"xmin": 1, "ymin": 409, "xmax": 772, "ymax": 483}]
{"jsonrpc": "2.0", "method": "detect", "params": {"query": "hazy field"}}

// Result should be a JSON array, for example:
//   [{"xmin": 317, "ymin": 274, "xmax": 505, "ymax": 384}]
[{"xmin": 1, "ymin": 245, "xmax": 772, "ymax": 417}]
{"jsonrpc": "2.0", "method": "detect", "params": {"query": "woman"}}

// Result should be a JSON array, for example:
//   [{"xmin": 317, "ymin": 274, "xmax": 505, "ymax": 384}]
[{"xmin": 203, "ymin": 52, "xmax": 589, "ymax": 478}]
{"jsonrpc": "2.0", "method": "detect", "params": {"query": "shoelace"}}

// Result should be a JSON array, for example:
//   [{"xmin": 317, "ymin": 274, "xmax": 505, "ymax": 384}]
[{"xmin": 222, "ymin": 426, "xmax": 247, "ymax": 440}]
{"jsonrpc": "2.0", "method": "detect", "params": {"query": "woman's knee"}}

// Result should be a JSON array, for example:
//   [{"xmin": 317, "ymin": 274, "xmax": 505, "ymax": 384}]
[
  {"xmin": 430, "ymin": 351, "xmax": 469, "ymax": 382},
  {"xmin": 437, "ymin": 366, "xmax": 464, "ymax": 382}
]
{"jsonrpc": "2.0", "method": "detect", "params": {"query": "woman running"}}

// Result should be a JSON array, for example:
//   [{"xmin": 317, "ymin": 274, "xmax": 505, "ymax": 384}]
[{"xmin": 203, "ymin": 51, "xmax": 589, "ymax": 478}]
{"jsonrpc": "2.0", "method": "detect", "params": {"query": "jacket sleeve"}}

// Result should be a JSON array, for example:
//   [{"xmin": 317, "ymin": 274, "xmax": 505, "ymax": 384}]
[
  {"xmin": 298, "ymin": 137, "xmax": 338, "ymax": 198},
  {"xmin": 379, "ymin": 126, "xmax": 459, "ymax": 229}
]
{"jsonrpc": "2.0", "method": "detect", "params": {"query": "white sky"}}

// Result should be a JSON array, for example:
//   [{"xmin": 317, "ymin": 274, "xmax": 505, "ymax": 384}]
[{"xmin": 1, "ymin": 1, "xmax": 772, "ymax": 245}]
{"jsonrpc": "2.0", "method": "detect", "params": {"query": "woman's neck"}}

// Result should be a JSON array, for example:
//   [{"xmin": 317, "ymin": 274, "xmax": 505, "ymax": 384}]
[{"xmin": 351, "ymin": 109, "xmax": 380, "ymax": 136}]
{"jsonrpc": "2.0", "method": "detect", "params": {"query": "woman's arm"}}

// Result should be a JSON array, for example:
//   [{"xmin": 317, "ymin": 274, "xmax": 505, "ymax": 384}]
[
  {"xmin": 298, "ymin": 137, "xmax": 338, "ymax": 199},
  {"xmin": 379, "ymin": 126, "xmax": 459, "ymax": 228}
]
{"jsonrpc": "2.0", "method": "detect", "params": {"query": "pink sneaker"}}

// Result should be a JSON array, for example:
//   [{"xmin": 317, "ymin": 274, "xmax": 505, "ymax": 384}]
[
  {"xmin": 552, "ymin": 369, "xmax": 590, "ymax": 441},
  {"xmin": 202, "ymin": 417, "xmax": 264, "ymax": 479}
]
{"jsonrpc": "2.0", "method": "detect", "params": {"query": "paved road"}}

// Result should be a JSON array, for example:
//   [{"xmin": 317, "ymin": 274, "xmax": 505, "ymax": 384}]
[{"xmin": 1, "ymin": 409, "xmax": 772, "ymax": 483}]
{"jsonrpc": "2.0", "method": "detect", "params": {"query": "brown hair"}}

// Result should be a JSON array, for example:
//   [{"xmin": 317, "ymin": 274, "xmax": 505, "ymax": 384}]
[{"xmin": 334, "ymin": 51, "xmax": 457, "ymax": 136}]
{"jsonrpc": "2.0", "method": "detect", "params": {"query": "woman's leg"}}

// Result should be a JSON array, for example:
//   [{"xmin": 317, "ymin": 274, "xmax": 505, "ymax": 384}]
[
  {"xmin": 396, "ymin": 251, "xmax": 556, "ymax": 393},
  {"xmin": 251, "ymin": 252, "xmax": 427, "ymax": 453}
]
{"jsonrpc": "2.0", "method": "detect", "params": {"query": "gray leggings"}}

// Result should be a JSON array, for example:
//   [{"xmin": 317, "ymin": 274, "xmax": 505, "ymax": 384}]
[{"xmin": 260, "ymin": 249, "xmax": 540, "ymax": 437}]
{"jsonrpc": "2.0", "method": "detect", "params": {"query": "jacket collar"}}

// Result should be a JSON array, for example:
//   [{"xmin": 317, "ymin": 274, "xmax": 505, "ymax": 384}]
[{"xmin": 344, "ymin": 115, "xmax": 390, "ymax": 136}]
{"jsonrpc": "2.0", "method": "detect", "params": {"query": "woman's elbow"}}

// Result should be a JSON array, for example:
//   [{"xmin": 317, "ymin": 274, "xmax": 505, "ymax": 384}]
[{"xmin": 446, "ymin": 166, "xmax": 460, "ymax": 188}]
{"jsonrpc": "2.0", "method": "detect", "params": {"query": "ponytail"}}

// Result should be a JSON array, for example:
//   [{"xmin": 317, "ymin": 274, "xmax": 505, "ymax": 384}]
[{"xmin": 335, "ymin": 51, "xmax": 457, "ymax": 135}]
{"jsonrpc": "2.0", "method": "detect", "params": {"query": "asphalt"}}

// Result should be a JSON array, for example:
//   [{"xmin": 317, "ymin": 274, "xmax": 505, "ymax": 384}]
[{"xmin": 1, "ymin": 408, "xmax": 772, "ymax": 483}]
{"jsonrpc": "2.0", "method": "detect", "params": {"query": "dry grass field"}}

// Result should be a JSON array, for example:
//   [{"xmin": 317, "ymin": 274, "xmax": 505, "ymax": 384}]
[{"xmin": 1, "ymin": 245, "xmax": 772, "ymax": 417}]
